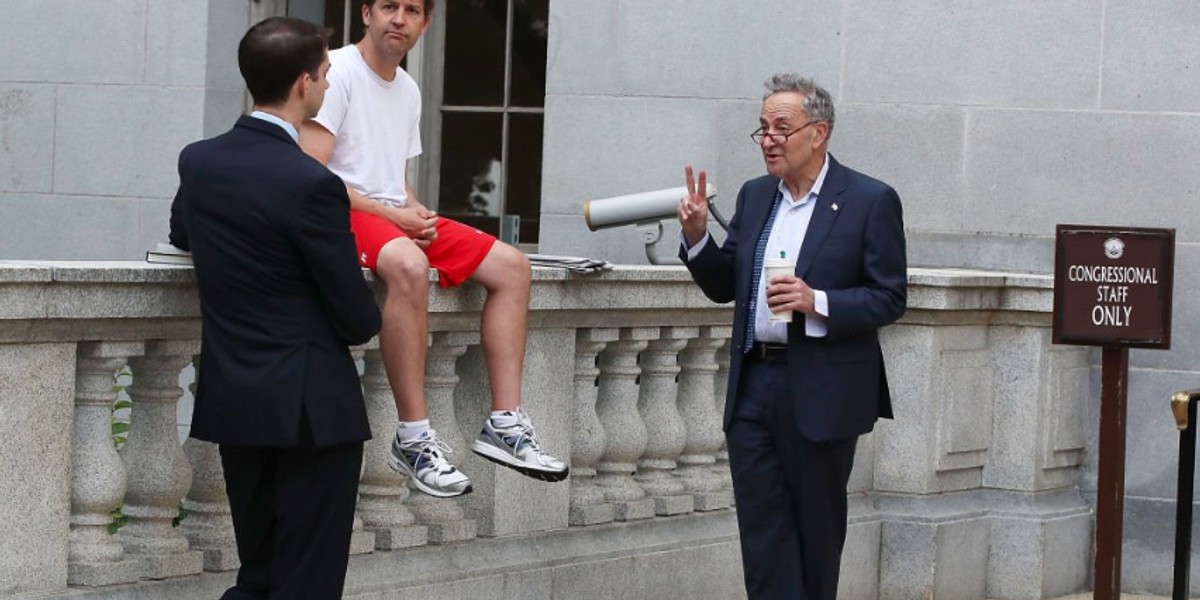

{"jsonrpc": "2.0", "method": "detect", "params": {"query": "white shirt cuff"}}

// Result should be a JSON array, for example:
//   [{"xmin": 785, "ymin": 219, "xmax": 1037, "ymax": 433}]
[
  {"xmin": 679, "ymin": 232, "xmax": 711, "ymax": 262},
  {"xmin": 805, "ymin": 290, "xmax": 828, "ymax": 337}
]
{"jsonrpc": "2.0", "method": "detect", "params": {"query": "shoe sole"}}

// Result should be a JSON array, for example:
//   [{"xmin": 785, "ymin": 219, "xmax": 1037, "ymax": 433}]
[
  {"xmin": 387, "ymin": 453, "xmax": 474, "ymax": 498},
  {"xmin": 471, "ymin": 440, "xmax": 570, "ymax": 483}
]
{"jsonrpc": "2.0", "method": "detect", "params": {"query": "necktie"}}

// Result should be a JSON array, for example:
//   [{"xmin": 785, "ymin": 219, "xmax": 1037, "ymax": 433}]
[{"xmin": 743, "ymin": 189, "xmax": 784, "ymax": 353}]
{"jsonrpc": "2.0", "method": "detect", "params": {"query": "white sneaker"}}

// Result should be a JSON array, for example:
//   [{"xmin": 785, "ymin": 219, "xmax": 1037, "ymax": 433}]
[
  {"xmin": 471, "ymin": 411, "xmax": 569, "ymax": 483},
  {"xmin": 387, "ymin": 429, "xmax": 473, "ymax": 498}
]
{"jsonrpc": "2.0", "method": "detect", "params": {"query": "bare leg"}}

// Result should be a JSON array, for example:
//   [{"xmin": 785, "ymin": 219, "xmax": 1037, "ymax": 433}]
[
  {"xmin": 467, "ymin": 243, "xmax": 531, "ymax": 411},
  {"xmin": 375, "ymin": 238, "xmax": 431, "ymax": 422}
]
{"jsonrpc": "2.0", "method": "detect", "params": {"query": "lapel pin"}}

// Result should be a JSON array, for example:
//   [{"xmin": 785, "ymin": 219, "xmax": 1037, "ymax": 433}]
[{"xmin": 831, "ymin": 203, "xmax": 839, "ymax": 212}]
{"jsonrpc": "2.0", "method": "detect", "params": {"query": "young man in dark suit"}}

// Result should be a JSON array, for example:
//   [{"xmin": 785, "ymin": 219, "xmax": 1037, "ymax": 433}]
[
  {"xmin": 168, "ymin": 17, "xmax": 382, "ymax": 600},
  {"xmin": 678, "ymin": 74, "xmax": 907, "ymax": 600}
]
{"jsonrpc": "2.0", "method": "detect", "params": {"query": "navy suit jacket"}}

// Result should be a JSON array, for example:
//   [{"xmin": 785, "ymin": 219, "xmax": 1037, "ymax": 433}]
[
  {"xmin": 169, "ymin": 115, "xmax": 381, "ymax": 448},
  {"xmin": 683, "ymin": 156, "xmax": 907, "ymax": 442}
]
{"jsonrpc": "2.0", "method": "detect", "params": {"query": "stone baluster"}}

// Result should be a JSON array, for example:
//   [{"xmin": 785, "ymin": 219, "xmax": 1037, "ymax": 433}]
[
  {"xmin": 357, "ymin": 348, "xmax": 429, "ymax": 549},
  {"xmin": 404, "ymin": 332, "xmax": 478, "ymax": 543},
  {"xmin": 68, "ymin": 341, "xmax": 144, "ymax": 587},
  {"xmin": 180, "ymin": 354, "xmax": 240, "ymax": 572},
  {"xmin": 120, "ymin": 340, "xmax": 203, "ymax": 579},
  {"xmin": 712, "ymin": 333, "xmax": 732, "ymax": 490},
  {"xmin": 569, "ymin": 328, "xmax": 618, "ymax": 526},
  {"xmin": 676, "ymin": 327, "xmax": 731, "ymax": 511},
  {"xmin": 594, "ymin": 328, "xmax": 656, "ymax": 521},
  {"xmin": 634, "ymin": 327, "xmax": 695, "ymax": 516}
]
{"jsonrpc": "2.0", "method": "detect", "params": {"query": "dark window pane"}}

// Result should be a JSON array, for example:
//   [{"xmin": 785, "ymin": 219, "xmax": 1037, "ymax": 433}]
[
  {"xmin": 444, "ymin": 0, "xmax": 506, "ymax": 106},
  {"xmin": 288, "ymin": 0, "xmax": 327, "ymax": 35},
  {"xmin": 506, "ymin": 113, "xmax": 543, "ymax": 242},
  {"xmin": 324, "ymin": 1, "xmax": 348, "ymax": 48},
  {"xmin": 510, "ymin": 0, "xmax": 549, "ymax": 108},
  {"xmin": 439, "ymin": 112, "xmax": 504, "ymax": 224},
  {"xmin": 346, "ymin": 4, "xmax": 364, "ymax": 47}
]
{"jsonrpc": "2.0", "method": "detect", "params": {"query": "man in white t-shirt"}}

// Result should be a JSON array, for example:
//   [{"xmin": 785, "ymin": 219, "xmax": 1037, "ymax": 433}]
[{"xmin": 300, "ymin": 0, "xmax": 567, "ymax": 498}]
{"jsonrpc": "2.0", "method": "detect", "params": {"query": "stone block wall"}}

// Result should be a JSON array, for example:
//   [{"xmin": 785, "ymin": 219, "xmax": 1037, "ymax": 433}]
[
  {"xmin": 0, "ymin": 0, "xmax": 248, "ymax": 261},
  {"xmin": 540, "ymin": 1, "xmax": 1200, "ymax": 272}
]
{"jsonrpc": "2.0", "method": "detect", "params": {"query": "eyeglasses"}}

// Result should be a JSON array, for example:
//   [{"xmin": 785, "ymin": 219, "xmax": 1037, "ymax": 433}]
[{"xmin": 751, "ymin": 121, "xmax": 818, "ymax": 145}]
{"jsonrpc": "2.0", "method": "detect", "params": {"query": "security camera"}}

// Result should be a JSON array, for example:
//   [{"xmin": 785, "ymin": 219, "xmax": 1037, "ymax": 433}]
[
  {"xmin": 583, "ymin": 185, "xmax": 718, "ymax": 231},
  {"xmin": 582, "ymin": 184, "xmax": 727, "ymax": 265}
]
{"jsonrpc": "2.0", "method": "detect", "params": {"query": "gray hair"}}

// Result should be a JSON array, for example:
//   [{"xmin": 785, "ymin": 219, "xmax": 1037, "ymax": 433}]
[{"xmin": 763, "ymin": 73, "xmax": 835, "ymax": 134}]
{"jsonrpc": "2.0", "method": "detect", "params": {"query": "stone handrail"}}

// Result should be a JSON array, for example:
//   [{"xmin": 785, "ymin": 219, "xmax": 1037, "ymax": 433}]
[{"xmin": 0, "ymin": 262, "xmax": 1090, "ymax": 599}]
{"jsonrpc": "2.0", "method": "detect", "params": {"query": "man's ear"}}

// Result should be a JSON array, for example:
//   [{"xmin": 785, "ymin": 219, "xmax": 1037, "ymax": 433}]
[
  {"xmin": 295, "ymin": 72, "xmax": 312, "ymax": 101},
  {"xmin": 812, "ymin": 121, "xmax": 830, "ymax": 148}
]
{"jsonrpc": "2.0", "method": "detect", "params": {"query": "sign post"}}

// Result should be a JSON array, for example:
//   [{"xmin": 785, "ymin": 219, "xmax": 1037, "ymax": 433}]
[{"xmin": 1053, "ymin": 225, "xmax": 1175, "ymax": 600}]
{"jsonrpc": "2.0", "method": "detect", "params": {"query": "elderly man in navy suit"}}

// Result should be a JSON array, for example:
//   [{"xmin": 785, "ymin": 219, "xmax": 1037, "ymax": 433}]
[
  {"xmin": 169, "ymin": 17, "xmax": 381, "ymax": 600},
  {"xmin": 678, "ymin": 74, "xmax": 907, "ymax": 600}
]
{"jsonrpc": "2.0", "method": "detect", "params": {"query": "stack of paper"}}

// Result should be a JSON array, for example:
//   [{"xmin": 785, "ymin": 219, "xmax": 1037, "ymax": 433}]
[
  {"xmin": 526, "ymin": 254, "xmax": 612, "ymax": 274},
  {"xmin": 145, "ymin": 243, "xmax": 193, "ymax": 265}
]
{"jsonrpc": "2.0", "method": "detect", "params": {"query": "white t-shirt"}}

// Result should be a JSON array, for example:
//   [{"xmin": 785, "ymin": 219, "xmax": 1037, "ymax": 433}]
[{"xmin": 313, "ymin": 45, "xmax": 422, "ymax": 208}]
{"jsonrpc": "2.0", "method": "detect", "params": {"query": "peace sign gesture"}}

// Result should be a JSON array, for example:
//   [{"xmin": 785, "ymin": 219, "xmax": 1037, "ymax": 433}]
[{"xmin": 678, "ymin": 165, "xmax": 709, "ymax": 247}]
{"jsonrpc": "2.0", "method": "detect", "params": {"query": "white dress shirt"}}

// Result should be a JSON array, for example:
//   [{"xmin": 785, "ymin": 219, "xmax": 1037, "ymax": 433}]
[{"xmin": 683, "ymin": 155, "xmax": 831, "ymax": 342}]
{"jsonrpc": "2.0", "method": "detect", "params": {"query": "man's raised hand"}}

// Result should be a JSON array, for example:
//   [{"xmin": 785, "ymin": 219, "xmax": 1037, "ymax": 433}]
[{"xmin": 678, "ymin": 165, "xmax": 709, "ymax": 248}]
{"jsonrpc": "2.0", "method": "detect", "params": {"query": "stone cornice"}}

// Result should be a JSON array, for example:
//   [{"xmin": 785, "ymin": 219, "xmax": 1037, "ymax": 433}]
[{"xmin": 0, "ymin": 262, "xmax": 1055, "ymax": 339}]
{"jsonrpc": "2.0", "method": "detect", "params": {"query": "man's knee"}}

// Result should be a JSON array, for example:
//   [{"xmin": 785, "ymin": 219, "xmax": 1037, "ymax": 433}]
[
  {"xmin": 376, "ymin": 239, "xmax": 430, "ymax": 289},
  {"xmin": 482, "ymin": 243, "xmax": 531, "ymax": 287}
]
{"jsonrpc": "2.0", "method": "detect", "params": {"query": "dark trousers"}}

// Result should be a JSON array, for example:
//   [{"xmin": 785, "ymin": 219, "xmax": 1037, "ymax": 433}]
[
  {"xmin": 218, "ymin": 423, "xmax": 364, "ymax": 600},
  {"xmin": 727, "ymin": 357, "xmax": 858, "ymax": 600}
]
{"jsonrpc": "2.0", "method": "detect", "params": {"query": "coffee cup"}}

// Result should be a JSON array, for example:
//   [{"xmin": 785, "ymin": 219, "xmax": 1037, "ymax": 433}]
[{"xmin": 763, "ymin": 257, "xmax": 796, "ymax": 323}]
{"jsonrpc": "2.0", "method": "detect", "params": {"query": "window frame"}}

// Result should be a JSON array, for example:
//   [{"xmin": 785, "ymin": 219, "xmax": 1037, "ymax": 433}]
[{"xmin": 419, "ymin": 0, "xmax": 546, "ymax": 239}]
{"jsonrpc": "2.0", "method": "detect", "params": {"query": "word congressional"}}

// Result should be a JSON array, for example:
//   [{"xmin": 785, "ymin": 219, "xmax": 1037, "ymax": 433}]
[{"xmin": 1066, "ymin": 265, "xmax": 1160, "ymax": 285}]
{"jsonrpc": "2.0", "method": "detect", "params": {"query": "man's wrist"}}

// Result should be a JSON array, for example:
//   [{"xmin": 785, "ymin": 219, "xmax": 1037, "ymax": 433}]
[{"xmin": 383, "ymin": 205, "xmax": 409, "ymax": 224}]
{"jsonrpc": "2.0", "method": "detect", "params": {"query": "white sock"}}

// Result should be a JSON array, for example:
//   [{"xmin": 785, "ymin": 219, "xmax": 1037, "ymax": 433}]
[
  {"xmin": 396, "ymin": 419, "xmax": 431, "ymax": 442},
  {"xmin": 490, "ymin": 409, "xmax": 520, "ymax": 428}
]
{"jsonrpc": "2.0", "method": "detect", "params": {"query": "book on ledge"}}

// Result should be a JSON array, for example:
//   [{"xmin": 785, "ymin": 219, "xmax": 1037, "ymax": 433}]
[{"xmin": 145, "ymin": 243, "xmax": 193, "ymax": 265}]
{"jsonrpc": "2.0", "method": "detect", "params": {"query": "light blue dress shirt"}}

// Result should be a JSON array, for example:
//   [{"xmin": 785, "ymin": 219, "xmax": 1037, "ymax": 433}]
[{"xmin": 249, "ymin": 110, "xmax": 299, "ymax": 144}]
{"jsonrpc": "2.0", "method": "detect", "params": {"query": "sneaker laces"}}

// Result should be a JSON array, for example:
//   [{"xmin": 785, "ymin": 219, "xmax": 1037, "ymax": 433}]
[
  {"xmin": 405, "ymin": 432, "xmax": 456, "ymax": 471},
  {"xmin": 504, "ymin": 412, "xmax": 543, "ymax": 452}
]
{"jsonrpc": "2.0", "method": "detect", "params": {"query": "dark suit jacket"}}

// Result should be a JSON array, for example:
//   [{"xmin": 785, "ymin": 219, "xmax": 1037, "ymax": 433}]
[
  {"xmin": 684, "ymin": 155, "xmax": 907, "ymax": 442},
  {"xmin": 169, "ymin": 115, "xmax": 381, "ymax": 448}
]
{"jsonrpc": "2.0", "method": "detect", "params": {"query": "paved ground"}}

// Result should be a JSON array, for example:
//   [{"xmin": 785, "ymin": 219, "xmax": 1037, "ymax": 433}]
[{"xmin": 1048, "ymin": 595, "xmax": 1169, "ymax": 599}]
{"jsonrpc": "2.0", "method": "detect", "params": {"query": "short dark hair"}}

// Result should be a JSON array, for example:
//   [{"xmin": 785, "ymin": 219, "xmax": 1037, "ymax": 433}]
[
  {"xmin": 362, "ymin": 0, "xmax": 435, "ymax": 15},
  {"xmin": 238, "ymin": 17, "xmax": 331, "ymax": 107}
]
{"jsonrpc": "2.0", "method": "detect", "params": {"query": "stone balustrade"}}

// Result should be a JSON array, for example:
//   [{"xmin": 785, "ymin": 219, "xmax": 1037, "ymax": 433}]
[{"xmin": 0, "ymin": 262, "xmax": 1092, "ymax": 600}]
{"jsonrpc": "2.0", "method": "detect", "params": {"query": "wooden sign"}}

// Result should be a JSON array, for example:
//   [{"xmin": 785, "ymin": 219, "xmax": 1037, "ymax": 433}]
[
  {"xmin": 1053, "ymin": 225, "xmax": 1175, "ymax": 349},
  {"xmin": 1052, "ymin": 224, "xmax": 1176, "ymax": 600}
]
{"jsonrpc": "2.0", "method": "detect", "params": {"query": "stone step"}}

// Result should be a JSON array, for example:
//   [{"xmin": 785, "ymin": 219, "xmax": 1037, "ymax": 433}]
[{"xmin": 48, "ymin": 511, "xmax": 745, "ymax": 600}]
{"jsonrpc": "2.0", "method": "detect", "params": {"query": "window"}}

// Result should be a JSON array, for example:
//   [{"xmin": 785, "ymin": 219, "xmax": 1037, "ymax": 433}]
[
  {"xmin": 286, "ymin": 0, "xmax": 362, "ymax": 48},
  {"xmin": 284, "ymin": 0, "xmax": 549, "ymax": 245}
]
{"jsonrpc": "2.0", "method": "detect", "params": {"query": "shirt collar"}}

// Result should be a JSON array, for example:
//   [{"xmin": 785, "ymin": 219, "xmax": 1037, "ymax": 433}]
[
  {"xmin": 777, "ymin": 152, "xmax": 831, "ymax": 206},
  {"xmin": 249, "ymin": 110, "xmax": 299, "ymax": 143}
]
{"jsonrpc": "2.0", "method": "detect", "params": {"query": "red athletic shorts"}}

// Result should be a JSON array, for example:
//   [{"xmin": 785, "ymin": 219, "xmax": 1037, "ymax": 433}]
[{"xmin": 349, "ymin": 210, "xmax": 495, "ymax": 288}]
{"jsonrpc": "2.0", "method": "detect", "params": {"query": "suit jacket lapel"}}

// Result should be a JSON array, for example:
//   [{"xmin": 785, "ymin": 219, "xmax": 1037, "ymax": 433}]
[{"xmin": 795, "ymin": 156, "xmax": 846, "ymax": 279}]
